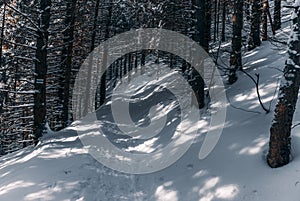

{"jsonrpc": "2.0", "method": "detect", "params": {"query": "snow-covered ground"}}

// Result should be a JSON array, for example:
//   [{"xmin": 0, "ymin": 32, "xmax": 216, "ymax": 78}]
[{"xmin": 1, "ymin": 6, "xmax": 300, "ymax": 201}]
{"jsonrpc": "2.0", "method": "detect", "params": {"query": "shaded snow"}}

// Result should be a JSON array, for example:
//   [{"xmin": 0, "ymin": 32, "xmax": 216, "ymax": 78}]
[{"xmin": 1, "ymin": 5, "xmax": 300, "ymax": 201}]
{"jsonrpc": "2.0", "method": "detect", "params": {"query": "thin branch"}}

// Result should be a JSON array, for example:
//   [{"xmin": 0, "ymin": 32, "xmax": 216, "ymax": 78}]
[
  {"xmin": 269, "ymin": 37, "xmax": 288, "ymax": 45},
  {"xmin": 5, "ymin": 2, "xmax": 40, "ymax": 32},
  {"xmin": 292, "ymin": 122, "xmax": 300, "ymax": 129},
  {"xmin": 241, "ymin": 69, "xmax": 270, "ymax": 113},
  {"xmin": 0, "ymin": 37, "xmax": 37, "ymax": 50},
  {"xmin": 228, "ymin": 96, "xmax": 262, "ymax": 114}
]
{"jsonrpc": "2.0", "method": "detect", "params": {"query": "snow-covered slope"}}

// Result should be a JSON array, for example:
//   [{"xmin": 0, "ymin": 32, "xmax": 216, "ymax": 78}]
[
  {"xmin": 1, "ymin": 42, "xmax": 300, "ymax": 201},
  {"xmin": 1, "ymin": 8, "xmax": 300, "ymax": 201}
]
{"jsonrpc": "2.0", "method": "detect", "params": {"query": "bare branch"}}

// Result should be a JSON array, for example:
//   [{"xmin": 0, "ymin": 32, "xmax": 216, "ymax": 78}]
[{"xmin": 241, "ymin": 69, "xmax": 270, "ymax": 113}]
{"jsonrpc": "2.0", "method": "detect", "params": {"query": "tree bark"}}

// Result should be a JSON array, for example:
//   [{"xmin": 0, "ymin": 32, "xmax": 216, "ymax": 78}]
[
  {"xmin": 193, "ymin": 0, "xmax": 211, "ymax": 52},
  {"xmin": 267, "ymin": 7, "xmax": 300, "ymax": 168},
  {"xmin": 248, "ymin": 0, "xmax": 261, "ymax": 50},
  {"xmin": 274, "ymin": 0, "xmax": 281, "ymax": 30},
  {"xmin": 191, "ymin": 0, "xmax": 207, "ymax": 108},
  {"xmin": 262, "ymin": 0, "xmax": 268, "ymax": 41},
  {"xmin": 221, "ymin": 0, "xmax": 226, "ymax": 42},
  {"xmin": 228, "ymin": 0, "xmax": 243, "ymax": 84},
  {"xmin": 99, "ymin": 2, "xmax": 113, "ymax": 106},
  {"xmin": 213, "ymin": 0, "xmax": 218, "ymax": 42},
  {"xmin": 83, "ymin": 0, "xmax": 100, "ymax": 115},
  {"xmin": 33, "ymin": 0, "xmax": 51, "ymax": 142},
  {"xmin": 0, "ymin": 2, "xmax": 6, "ymax": 68},
  {"xmin": 59, "ymin": 0, "xmax": 77, "ymax": 129}
]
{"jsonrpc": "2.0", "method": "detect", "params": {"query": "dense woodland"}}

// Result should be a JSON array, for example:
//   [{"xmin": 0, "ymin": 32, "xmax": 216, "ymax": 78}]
[{"xmin": 0, "ymin": 0, "xmax": 299, "ymax": 169}]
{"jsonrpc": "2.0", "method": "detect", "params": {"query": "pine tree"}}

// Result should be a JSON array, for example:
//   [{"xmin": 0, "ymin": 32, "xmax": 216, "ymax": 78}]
[
  {"xmin": 59, "ymin": 0, "xmax": 77, "ymax": 128},
  {"xmin": 99, "ymin": 0, "xmax": 113, "ymax": 107},
  {"xmin": 228, "ymin": 0, "xmax": 243, "ymax": 84},
  {"xmin": 274, "ymin": 0, "xmax": 281, "ymax": 30},
  {"xmin": 192, "ymin": 0, "xmax": 211, "ymax": 52},
  {"xmin": 267, "ymin": 5, "xmax": 300, "ymax": 168},
  {"xmin": 0, "ymin": 0, "xmax": 38, "ymax": 154},
  {"xmin": 33, "ymin": 0, "xmax": 52, "ymax": 141},
  {"xmin": 248, "ymin": 0, "xmax": 261, "ymax": 50},
  {"xmin": 262, "ymin": 0, "xmax": 268, "ymax": 41},
  {"xmin": 221, "ymin": 0, "xmax": 227, "ymax": 42}
]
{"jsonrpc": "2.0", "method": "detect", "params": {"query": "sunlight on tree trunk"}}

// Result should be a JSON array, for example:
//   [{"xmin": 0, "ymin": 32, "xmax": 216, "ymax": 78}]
[{"xmin": 267, "ymin": 5, "xmax": 300, "ymax": 168}]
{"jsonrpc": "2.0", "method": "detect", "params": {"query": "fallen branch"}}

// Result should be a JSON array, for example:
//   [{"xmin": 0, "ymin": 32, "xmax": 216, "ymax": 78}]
[{"xmin": 241, "ymin": 70, "xmax": 270, "ymax": 113}]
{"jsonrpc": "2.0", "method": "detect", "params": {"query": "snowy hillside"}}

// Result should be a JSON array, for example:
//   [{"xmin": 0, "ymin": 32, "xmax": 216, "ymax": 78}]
[
  {"xmin": 1, "ymin": 3, "xmax": 300, "ymax": 201},
  {"xmin": 1, "ymin": 39, "xmax": 300, "ymax": 201}
]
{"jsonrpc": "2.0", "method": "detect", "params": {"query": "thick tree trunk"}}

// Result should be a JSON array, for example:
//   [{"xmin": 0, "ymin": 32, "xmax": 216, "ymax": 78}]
[
  {"xmin": 274, "ymin": 0, "xmax": 281, "ymax": 30},
  {"xmin": 190, "ymin": 68, "xmax": 205, "ymax": 109},
  {"xmin": 231, "ymin": 0, "xmax": 243, "ymax": 69},
  {"xmin": 192, "ymin": 0, "xmax": 207, "ymax": 108},
  {"xmin": 193, "ymin": 0, "xmax": 211, "ymax": 52},
  {"xmin": 221, "ymin": 0, "xmax": 226, "ymax": 42},
  {"xmin": 99, "ymin": 3, "xmax": 112, "ymax": 106},
  {"xmin": 213, "ymin": 0, "xmax": 218, "ymax": 42},
  {"xmin": 33, "ymin": 0, "xmax": 51, "ymax": 141},
  {"xmin": 262, "ymin": 0, "xmax": 268, "ymax": 41},
  {"xmin": 228, "ymin": 0, "xmax": 243, "ymax": 84},
  {"xmin": 248, "ymin": 0, "xmax": 261, "ymax": 50},
  {"xmin": 204, "ymin": 0, "xmax": 211, "ymax": 52},
  {"xmin": 59, "ymin": 0, "xmax": 77, "ymax": 129},
  {"xmin": 267, "ymin": 7, "xmax": 300, "ymax": 168},
  {"xmin": 86, "ymin": 0, "xmax": 100, "ymax": 111},
  {"xmin": 216, "ymin": 0, "xmax": 221, "ymax": 40}
]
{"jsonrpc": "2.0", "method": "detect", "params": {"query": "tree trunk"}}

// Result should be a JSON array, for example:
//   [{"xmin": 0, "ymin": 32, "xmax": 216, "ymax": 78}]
[
  {"xmin": 231, "ymin": 0, "xmax": 243, "ymax": 69},
  {"xmin": 59, "ymin": 0, "xmax": 77, "ymax": 129},
  {"xmin": 204, "ymin": 0, "xmax": 211, "ymax": 52},
  {"xmin": 141, "ymin": 50, "xmax": 146, "ymax": 66},
  {"xmin": 245, "ymin": 0, "xmax": 251, "ymax": 20},
  {"xmin": 248, "ymin": 0, "xmax": 261, "ymax": 50},
  {"xmin": 267, "ymin": 7, "xmax": 300, "ymax": 168},
  {"xmin": 193, "ymin": 0, "xmax": 211, "ymax": 52},
  {"xmin": 0, "ymin": 2, "xmax": 6, "ymax": 68},
  {"xmin": 192, "ymin": 0, "xmax": 207, "ymax": 108},
  {"xmin": 33, "ymin": 0, "xmax": 51, "ymax": 142},
  {"xmin": 213, "ymin": 0, "xmax": 218, "ymax": 42},
  {"xmin": 99, "ymin": 2, "xmax": 113, "ymax": 106},
  {"xmin": 216, "ymin": 0, "xmax": 221, "ymax": 40},
  {"xmin": 228, "ymin": 0, "xmax": 243, "ymax": 84},
  {"xmin": 83, "ymin": 0, "xmax": 101, "ymax": 113},
  {"xmin": 262, "ymin": 0, "xmax": 268, "ymax": 41},
  {"xmin": 190, "ymin": 68, "xmax": 205, "ymax": 109},
  {"xmin": 221, "ymin": 0, "xmax": 226, "ymax": 42},
  {"xmin": 0, "ymin": 2, "xmax": 7, "ymax": 135},
  {"xmin": 274, "ymin": 0, "xmax": 281, "ymax": 30}
]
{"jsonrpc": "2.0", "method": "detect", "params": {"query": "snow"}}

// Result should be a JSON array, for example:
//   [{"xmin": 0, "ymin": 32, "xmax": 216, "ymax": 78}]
[
  {"xmin": 1, "ymin": 42, "xmax": 299, "ymax": 200},
  {"xmin": 1, "ymin": 6, "xmax": 300, "ymax": 201}
]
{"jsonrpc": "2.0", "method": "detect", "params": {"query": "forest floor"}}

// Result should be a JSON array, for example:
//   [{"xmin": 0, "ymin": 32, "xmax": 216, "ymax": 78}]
[{"xmin": 1, "ymin": 6, "xmax": 300, "ymax": 201}]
